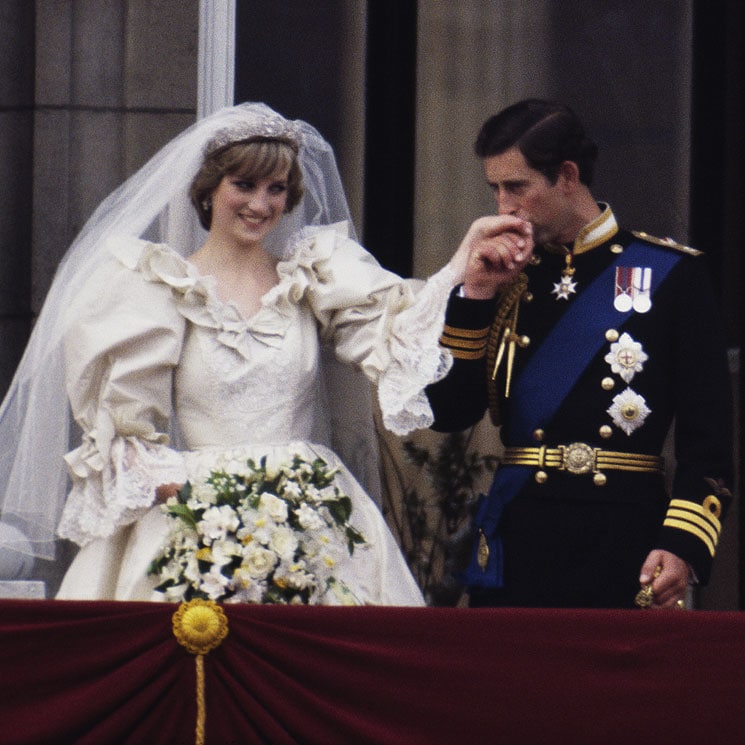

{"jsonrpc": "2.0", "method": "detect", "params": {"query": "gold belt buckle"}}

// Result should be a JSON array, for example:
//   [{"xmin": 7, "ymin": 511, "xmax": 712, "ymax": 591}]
[{"xmin": 560, "ymin": 443, "xmax": 596, "ymax": 475}]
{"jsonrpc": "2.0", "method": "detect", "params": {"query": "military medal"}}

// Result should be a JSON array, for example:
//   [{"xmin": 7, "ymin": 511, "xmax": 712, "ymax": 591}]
[
  {"xmin": 614, "ymin": 267, "xmax": 633, "ymax": 311},
  {"xmin": 614, "ymin": 267, "xmax": 652, "ymax": 313},
  {"xmin": 632, "ymin": 267, "xmax": 652, "ymax": 312},
  {"xmin": 551, "ymin": 252, "xmax": 577, "ymax": 300}
]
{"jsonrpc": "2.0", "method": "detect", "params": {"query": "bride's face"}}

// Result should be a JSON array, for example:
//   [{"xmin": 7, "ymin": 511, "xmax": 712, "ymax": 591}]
[{"xmin": 209, "ymin": 169, "xmax": 290, "ymax": 247}]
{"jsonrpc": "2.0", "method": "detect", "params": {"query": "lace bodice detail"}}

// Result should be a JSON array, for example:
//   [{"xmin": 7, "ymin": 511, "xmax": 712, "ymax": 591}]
[{"xmin": 174, "ymin": 281, "xmax": 327, "ymax": 449}]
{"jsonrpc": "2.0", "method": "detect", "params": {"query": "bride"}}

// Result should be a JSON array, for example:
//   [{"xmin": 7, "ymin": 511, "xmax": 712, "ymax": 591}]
[{"xmin": 0, "ymin": 102, "xmax": 526, "ymax": 605}]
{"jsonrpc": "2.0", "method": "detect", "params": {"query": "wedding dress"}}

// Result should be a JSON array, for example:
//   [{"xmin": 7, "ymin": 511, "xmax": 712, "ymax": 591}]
[
  {"xmin": 55, "ymin": 225, "xmax": 456, "ymax": 604},
  {"xmin": 0, "ymin": 102, "xmax": 457, "ymax": 604}
]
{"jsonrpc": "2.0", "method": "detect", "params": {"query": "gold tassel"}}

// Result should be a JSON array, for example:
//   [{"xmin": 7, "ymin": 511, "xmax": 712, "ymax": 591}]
[
  {"xmin": 634, "ymin": 565, "xmax": 662, "ymax": 608},
  {"xmin": 195, "ymin": 655, "xmax": 206, "ymax": 745},
  {"xmin": 485, "ymin": 273, "xmax": 529, "ymax": 425},
  {"xmin": 492, "ymin": 287, "xmax": 522, "ymax": 397}
]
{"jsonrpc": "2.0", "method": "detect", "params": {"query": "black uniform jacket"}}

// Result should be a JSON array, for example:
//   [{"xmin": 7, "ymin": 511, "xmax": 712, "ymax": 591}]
[{"xmin": 427, "ymin": 214, "xmax": 734, "ymax": 608}]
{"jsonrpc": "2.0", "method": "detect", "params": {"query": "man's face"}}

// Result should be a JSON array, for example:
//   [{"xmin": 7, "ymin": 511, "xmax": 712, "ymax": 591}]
[{"xmin": 484, "ymin": 147, "xmax": 572, "ymax": 245}]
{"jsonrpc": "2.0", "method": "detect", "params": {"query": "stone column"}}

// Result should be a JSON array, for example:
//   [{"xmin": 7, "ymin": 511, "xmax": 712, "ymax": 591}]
[{"xmin": 0, "ymin": 2, "xmax": 35, "ymax": 396}]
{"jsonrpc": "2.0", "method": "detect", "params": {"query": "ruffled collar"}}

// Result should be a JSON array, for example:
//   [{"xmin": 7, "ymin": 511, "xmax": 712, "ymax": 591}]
[{"xmin": 108, "ymin": 223, "xmax": 350, "ymax": 357}]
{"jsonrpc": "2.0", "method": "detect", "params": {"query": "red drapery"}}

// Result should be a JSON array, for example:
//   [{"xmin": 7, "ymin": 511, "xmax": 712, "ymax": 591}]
[{"xmin": 1, "ymin": 600, "xmax": 744, "ymax": 745}]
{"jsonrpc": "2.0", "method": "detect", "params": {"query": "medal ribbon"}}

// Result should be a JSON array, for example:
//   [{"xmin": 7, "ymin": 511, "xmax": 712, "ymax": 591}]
[{"xmin": 464, "ymin": 241, "xmax": 682, "ymax": 588}]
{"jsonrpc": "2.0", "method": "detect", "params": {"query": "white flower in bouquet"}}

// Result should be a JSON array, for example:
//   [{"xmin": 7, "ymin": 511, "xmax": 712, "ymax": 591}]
[
  {"xmin": 280, "ymin": 479, "xmax": 302, "ymax": 500},
  {"xmin": 210, "ymin": 539, "xmax": 241, "ymax": 567},
  {"xmin": 191, "ymin": 481, "xmax": 219, "ymax": 505},
  {"xmin": 200, "ymin": 564, "xmax": 231, "ymax": 600},
  {"xmin": 259, "ymin": 493, "xmax": 289, "ymax": 523},
  {"xmin": 282, "ymin": 561, "xmax": 316, "ymax": 590},
  {"xmin": 296, "ymin": 502, "xmax": 325, "ymax": 531},
  {"xmin": 247, "ymin": 516, "xmax": 274, "ymax": 546},
  {"xmin": 149, "ymin": 454, "xmax": 367, "ymax": 604},
  {"xmin": 201, "ymin": 505, "xmax": 240, "ymax": 544},
  {"xmin": 243, "ymin": 543, "xmax": 278, "ymax": 579},
  {"xmin": 268, "ymin": 526, "xmax": 299, "ymax": 559}
]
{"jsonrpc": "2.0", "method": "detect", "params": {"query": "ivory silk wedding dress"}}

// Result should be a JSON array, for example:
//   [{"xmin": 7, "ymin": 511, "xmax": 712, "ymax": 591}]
[
  {"xmin": 55, "ymin": 225, "xmax": 456, "ymax": 604},
  {"xmin": 0, "ymin": 103, "xmax": 457, "ymax": 605}
]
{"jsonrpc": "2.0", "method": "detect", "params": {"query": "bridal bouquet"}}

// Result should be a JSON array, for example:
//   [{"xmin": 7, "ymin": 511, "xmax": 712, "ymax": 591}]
[{"xmin": 149, "ymin": 454, "xmax": 367, "ymax": 605}]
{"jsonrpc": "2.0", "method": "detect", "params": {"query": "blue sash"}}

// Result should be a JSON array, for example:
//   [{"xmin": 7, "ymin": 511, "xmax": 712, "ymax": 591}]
[{"xmin": 464, "ymin": 241, "xmax": 682, "ymax": 588}]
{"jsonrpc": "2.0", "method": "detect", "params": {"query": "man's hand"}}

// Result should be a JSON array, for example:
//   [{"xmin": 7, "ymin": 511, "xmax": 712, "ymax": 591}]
[
  {"xmin": 450, "ymin": 215, "xmax": 533, "ymax": 299},
  {"xmin": 639, "ymin": 549, "xmax": 690, "ymax": 608}
]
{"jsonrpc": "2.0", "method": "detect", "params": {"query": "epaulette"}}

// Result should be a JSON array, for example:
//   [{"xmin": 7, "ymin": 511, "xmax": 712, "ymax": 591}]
[{"xmin": 632, "ymin": 230, "xmax": 703, "ymax": 257}]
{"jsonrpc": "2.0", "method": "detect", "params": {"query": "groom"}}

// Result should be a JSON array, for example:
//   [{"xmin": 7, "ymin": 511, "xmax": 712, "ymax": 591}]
[{"xmin": 427, "ymin": 98, "xmax": 733, "ymax": 609}]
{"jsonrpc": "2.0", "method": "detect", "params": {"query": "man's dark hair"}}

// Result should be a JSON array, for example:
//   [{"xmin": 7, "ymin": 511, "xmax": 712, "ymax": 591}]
[{"xmin": 475, "ymin": 98, "xmax": 599, "ymax": 186}]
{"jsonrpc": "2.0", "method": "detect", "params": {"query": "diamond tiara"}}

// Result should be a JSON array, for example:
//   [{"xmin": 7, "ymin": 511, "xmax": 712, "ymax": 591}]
[{"xmin": 204, "ymin": 112, "xmax": 303, "ymax": 155}]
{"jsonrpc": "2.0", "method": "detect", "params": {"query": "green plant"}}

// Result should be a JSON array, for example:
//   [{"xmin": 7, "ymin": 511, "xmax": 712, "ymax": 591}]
[{"xmin": 383, "ymin": 429, "xmax": 497, "ymax": 606}]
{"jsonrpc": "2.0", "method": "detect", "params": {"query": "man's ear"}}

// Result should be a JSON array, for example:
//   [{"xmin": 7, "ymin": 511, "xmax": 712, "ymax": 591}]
[{"xmin": 557, "ymin": 160, "xmax": 581, "ymax": 191}]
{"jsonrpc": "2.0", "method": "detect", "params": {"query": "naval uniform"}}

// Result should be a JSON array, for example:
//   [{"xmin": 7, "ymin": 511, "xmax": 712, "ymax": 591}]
[{"xmin": 427, "ymin": 206, "xmax": 734, "ymax": 608}]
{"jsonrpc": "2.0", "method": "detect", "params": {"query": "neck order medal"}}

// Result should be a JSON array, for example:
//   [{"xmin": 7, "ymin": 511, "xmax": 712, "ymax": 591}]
[{"xmin": 552, "ymin": 252, "xmax": 577, "ymax": 300}]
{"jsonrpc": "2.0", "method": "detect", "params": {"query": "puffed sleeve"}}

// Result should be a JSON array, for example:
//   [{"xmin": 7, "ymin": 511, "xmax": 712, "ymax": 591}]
[
  {"xmin": 58, "ymin": 237, "xmax": 189, "ymax": 546},
  {"xmin": 277, "ymin": 224, "xmax": 459, "ymax": 435}
]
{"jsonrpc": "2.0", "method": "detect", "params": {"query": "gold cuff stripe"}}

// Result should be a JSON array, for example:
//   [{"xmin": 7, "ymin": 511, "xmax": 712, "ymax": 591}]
[
  {"xmin": 663, "ymin": 517, "xmax": 716, "ymax": 557},
  {"xmin": 442, "ymin": 324, "xmax": 491, "ymax": 340},
  {"xmin": 668, "ymin": 499, "xmax": 722, "ymax": 532},
  {"xmin": 666, "ymin": 508, "xmax": 719, "ymax": 544},
  {"xmin": 445, "ymin": 348, "xmax": 486, "ymax": 360},
  {"xmin": 440, "ymin": 336, "xmax": 488, "ymax": 351},
  {"xmin": 440, "ymin": 325, "xmax": 489, "ymax": 360}
]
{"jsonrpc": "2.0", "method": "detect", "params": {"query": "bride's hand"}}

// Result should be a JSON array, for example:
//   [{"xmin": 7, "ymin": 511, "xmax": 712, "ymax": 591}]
[
  {"xmin": 449, "ymin": 215, "xmax": 533, "ymax": 298},
  {"xmin": 155, "ymin": 482, "xmax": 182, "ymax": 503}
]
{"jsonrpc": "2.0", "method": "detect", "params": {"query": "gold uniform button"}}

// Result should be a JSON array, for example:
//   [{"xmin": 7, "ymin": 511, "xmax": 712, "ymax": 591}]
[
  {"xmin": 703, "ymin": 495, "xmax": 722, "ymax": 519},
  {"xmin": 593, "ymin": 472, "xmax": 608, "ymax": 486},
  {"xmin": 523, "ymin": 291, "xmax": 534, "ymax": 303},
  {"xmin": 599, "ymin": 425, "xmax": 613, "ymax": 439},
  {"xmin": 601, "ymin": 377, "xmax": 615, "ymax": 391},
  {"xmin": 532, "ymin": 429, "xmax": 545, "ymax": 442},
  {"xmin": 518, "ymin": 335, "xmax": 531, "ymax": 348},
  {"xmin": 610, "ymin": 243, "xmax": 624, "ymax": 254},
  {"xmin": 605, "ymin": 329, "xmax": 619, "ymax": 342},
  {"xmin": 535, "ymin": 470, "xmax": 548, "ymax": 484}
]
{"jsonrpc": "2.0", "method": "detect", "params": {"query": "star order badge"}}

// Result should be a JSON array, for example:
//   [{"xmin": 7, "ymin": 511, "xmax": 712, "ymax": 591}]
[
  {"xmin": 551, "ymin": 273, "xmax": 577, "ymax": 300},
  {"xmin": 607, "ymin": 387, "xmax": 651, "ymax": 435},
  {"xmin": 604, "ymin": 332, "xmax": 648, "ymax": 383}
]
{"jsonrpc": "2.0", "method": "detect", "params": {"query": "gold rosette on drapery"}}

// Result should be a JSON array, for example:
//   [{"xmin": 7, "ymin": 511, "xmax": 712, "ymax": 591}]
[{"xmin": 172, "ymin": 599, "xmax": 229, "ymax": 745}]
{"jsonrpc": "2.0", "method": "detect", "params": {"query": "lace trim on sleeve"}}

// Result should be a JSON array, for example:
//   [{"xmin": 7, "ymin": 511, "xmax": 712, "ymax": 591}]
[
  {"xmin": 58, "ymin": 436, "xmax": 187, "ymax": 546},
  {"xmin": 378, "ymin": 263, "xmax": 456, "ymax": 435}
]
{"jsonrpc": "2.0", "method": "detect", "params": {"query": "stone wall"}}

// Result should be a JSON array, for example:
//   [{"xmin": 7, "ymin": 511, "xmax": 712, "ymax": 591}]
[{"xmin": 0, "ymin": 0, "xmax": 199, "ymax": 595}]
